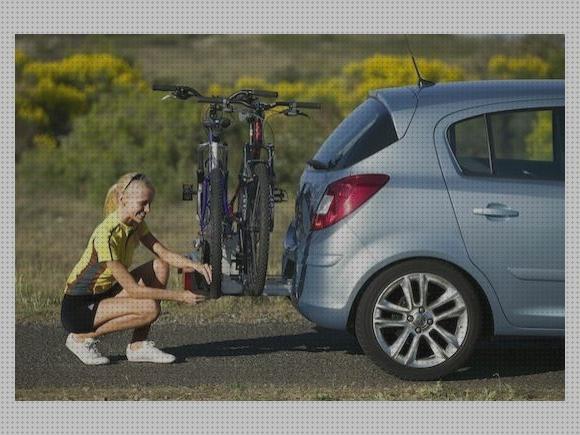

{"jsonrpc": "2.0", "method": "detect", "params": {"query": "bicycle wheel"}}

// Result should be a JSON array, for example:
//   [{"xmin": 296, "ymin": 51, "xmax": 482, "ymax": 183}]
[
  {"xmin": 243, "ymin": 162, "xmax": 271, "ymax": 296},
  {"xmin": 207, "ymin": 168, "xmax": 224, "ymax": 298}
]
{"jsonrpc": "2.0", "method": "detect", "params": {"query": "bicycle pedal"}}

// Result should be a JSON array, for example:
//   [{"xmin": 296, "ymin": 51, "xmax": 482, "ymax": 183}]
[
  {"xmin": 272, "ymin": 187, "xmax": 288, "ymax": 203},
  {"xmin": 182, "ymin": 184, "xmax": 196, "ymax": 201}
]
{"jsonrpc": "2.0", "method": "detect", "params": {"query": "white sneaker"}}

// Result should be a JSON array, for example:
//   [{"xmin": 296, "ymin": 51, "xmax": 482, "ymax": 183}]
[
  {"xmin": 65, "ymin": 333, "xmax": 110, "ymax": 365},
  {"xmin": 126, "ymin": 341, "xmax": 176, "ymax": 364}
]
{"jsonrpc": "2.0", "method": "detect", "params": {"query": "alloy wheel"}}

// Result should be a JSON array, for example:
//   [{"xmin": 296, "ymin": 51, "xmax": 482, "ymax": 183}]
[{"xmin": 372, "ymin": 273, "xmax": 469, "ymax": 369}]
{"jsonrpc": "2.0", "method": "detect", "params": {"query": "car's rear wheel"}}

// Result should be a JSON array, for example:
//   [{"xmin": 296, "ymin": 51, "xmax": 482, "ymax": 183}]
[{"xmin": 355, "ymin": 260, "xmax": 481, "ymax": 380}]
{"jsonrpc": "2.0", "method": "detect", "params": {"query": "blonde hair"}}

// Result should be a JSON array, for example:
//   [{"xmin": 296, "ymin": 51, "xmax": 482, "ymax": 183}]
[{"xmin": 103, "ymin": 172, "xmax": 156, "ymax": 217}]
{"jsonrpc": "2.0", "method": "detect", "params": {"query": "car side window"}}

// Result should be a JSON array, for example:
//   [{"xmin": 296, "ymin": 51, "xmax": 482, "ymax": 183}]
[
  {"xmin": 448, "ymin": 107, "xmax": 564, "ymax": 181},
  {"xmin": 448, "ymin": 115, "xmax": 491, "ymax": 175}
]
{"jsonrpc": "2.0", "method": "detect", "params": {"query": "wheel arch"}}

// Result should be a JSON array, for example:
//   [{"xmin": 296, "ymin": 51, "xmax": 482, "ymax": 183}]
[{"xmin": 346, "ymin": 256, "xmax": 494, "ymax": 339}]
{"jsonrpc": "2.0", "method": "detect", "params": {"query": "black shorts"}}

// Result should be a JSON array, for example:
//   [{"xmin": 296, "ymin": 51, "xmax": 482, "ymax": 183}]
[{"xmin": 60, "ymin": 284, "xmax": 122, "ymax": 333}]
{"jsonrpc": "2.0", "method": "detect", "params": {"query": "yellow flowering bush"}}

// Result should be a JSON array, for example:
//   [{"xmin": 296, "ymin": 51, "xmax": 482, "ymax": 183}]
[
  {"xmin": 488, "ymin": 55, "xmax": 551, "ymax": 79},
  {"xmin": 32, "ymin": 133, "xmax": 58, "ymax": 150},
  {"xmin": 16, "ymin": 52, "xmax": 145, "ymax": 153},
  {"xmin": 22, "ymin": 53, "xmax": 142, "ymax": 90},
  {"xmin": 525, "ymin": 111, "xmax": 553, "ymax": 161},
  {"xmin": 341, "ymin": 55, "xmax": 464, "ymax": 112},
  {"xmin": 15, "ymin": 49, "xmax": 29, "ymax": 77}
]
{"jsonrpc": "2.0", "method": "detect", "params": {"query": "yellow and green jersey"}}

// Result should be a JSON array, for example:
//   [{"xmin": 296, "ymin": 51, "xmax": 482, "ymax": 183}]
[{"xmin": 64, "ymin": 211, "xmax": 150, "ymax": 295}]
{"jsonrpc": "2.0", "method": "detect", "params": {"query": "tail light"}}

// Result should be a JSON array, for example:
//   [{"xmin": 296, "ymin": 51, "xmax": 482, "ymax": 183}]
[{"xmin": 311, "ymin": 174, "xmax": 389, "ymax": 231}]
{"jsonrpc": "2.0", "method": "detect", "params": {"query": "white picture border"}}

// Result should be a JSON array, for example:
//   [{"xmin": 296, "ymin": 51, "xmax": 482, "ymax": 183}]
[{"xmin": 2, "ymin": 0, "xmax": 578, "ymax": 433}]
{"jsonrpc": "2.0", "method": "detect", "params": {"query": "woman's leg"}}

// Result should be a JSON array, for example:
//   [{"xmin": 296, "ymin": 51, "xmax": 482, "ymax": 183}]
[
  {"xmin": 74, "ymin": 258, "xmax": 170, "ymax": 342},
  {"xmin": 94, "ymin": 297, "xmax": 160, "ymax": 337},
  {"xmin": 130, "ymin": 257, "xmax": 170, "ymax": 289},
  {"xmin": 69, "ymin": 295, "xmax": 159, "ymax": 341},
  {"xmin": 126, "ymin": 258, "xmax": 170, "ymax": 346}
]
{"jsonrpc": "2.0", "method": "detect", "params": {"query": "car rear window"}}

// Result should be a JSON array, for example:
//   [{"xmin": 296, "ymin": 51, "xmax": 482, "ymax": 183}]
[{"xmin": 312, "ymin": 98, "xmax": 398, "ymax": 169}]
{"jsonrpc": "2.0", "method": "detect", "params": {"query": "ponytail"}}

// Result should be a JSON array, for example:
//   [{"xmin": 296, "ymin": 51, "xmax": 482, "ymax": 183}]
[
  {"xmin": 103, "ymin": 182, "xmax": 122, "ymax": 217},
  {"xmin": 103, "ymin": 172, "xmax": 155, "ymax": 217}
]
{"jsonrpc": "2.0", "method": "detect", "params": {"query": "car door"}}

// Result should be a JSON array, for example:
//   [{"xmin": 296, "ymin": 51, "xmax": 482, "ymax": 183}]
[{"xmin": 433, "ymin": 99, "xmax": 564, "ymax": 330}]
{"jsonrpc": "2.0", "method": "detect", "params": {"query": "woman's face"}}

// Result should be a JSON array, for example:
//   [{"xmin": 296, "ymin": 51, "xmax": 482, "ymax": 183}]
[{"xmin": 119, "ymin": 182, "xmax": 155, "ymax": 225}]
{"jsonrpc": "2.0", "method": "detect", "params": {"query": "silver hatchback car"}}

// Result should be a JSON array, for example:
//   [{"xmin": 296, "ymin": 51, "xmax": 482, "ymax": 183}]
[{"xmin": 282, "ymin": 80, "xmax": 564, "ymax": 380}]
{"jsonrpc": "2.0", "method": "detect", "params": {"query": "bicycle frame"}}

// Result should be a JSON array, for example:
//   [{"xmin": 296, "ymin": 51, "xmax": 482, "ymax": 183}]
[
  {"xmin": 196, "ymin": 111, "xmax": 232, "ymax": 237},
  {"xmin": 250, "ymin": 115, "xmax": 275, "ymax": 213}
]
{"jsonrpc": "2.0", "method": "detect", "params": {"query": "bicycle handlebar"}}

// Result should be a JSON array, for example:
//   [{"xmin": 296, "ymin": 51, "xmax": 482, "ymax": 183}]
[
  {"xmin": 152, "ymin": 84, "xmax": 178, "ymax": 92},
  {"xmin": 153, "ymin": 83, "xmax": 320, "ymax": 111},
  {"xmin": 252, "ymin": 90, "xmax": 278, "ymax": 98},
  {"xmin": 276, "ymin": 101, "xmax": 321, "ymax": 110},
  {"xmin": 152, "ymin": 84, "xmax": 201, "ymax": 99},
  {"xmin": 196, "ymin": 96, "xmax": 225, "ymax": 104}
]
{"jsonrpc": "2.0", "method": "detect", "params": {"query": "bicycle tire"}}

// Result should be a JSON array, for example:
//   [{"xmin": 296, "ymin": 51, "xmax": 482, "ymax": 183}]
[
  {"xmin": 208, "ymin": 168, "xmax": 224, "ymax": 298},
  {"xmin": 243, "ymin": 162, "xmax": 271, "ymax": 296}
]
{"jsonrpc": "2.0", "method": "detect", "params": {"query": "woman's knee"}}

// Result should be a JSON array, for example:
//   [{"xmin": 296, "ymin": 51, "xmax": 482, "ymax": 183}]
[
  {"xmin": 138, "ymin": 299, "xmax": 161, "ymax": 323},
  {"xmin": 153, "ymin": 258, "xmax": 170, "ymax": 287}
]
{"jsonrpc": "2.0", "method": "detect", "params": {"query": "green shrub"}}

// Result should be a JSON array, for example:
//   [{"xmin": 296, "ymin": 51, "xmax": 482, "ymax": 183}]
[
  {"xmin": 16, "ymin": 51, "xmax": 145, "ymax": 156},
  {"xmin": 16, "ymin": 86, "xmax": 340, "ymax": 206}
]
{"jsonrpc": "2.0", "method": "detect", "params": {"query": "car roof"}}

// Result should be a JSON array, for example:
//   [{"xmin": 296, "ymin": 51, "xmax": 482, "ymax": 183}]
[
  {"xmin": 414, "ymin": 79, "xmax": 562, "ymax": 107},
  {"xmin": 370, "ymin": 80, "xmax": 563, "ymax": 136}
]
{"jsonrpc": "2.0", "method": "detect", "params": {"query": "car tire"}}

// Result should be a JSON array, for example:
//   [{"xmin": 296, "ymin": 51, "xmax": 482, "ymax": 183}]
[{"xmin": 355, "ymin": 259, "xmax": 481, "ymax": 380}]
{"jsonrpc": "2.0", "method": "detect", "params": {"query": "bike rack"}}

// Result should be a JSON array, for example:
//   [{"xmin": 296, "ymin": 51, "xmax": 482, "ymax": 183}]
[
  {"xmin": 220, "ymin": 246, "xmax": 292, "ymax": 296},
  {"xmin": 262, "ymin": 276, "xmax": 293, "ymax": 296},
  {"xmin": 184, "ymin": 248, "xmax": 292, "ymax": 297},
  {"xmin": 220, "ymin": 275, "xmax": 292, "ymax": 296}
]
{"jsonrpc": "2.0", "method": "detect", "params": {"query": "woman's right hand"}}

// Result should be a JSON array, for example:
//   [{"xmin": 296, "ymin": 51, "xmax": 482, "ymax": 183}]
[
  {"xmin": 182, "ymin": 261, "xmax": 212, "ymax": 285},
  {"xmin": 178, "ymin": 290, "xmax": 207, "ymax": 305}
]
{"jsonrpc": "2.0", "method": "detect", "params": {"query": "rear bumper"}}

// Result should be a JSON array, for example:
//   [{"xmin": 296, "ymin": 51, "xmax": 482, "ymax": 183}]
[
  {"xmin": 282, "ymin": 223, "xmax": 362, "ymax": 330},
  {"xmin": 292, "ymin": 252, "xmax": 355, "ymax": 330}
]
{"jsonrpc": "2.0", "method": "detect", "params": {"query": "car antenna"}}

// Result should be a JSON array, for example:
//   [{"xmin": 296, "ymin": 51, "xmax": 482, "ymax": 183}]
[{"xmin": 405, "ymin": 38, "xmax": 436, "ymax": 89}]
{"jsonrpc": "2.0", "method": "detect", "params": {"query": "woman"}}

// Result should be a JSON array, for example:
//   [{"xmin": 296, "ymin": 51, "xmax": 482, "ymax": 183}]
[{"xmin": 61, "ymin": 172, "xmax": 211, "ymax": 365}]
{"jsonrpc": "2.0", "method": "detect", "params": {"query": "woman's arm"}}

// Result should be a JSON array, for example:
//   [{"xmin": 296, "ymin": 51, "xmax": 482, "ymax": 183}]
[
  {"xmin": 140, "ymin": 232, "xmax": 212, "ymax": 284},
  {"xmin": 106, "ymin": 260, "xmax": 204, "ymax": 304}
]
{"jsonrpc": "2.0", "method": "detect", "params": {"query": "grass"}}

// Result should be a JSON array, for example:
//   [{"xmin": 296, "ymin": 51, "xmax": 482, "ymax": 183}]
[
  {"xmin": 159, "ymin": 294, "xmax": 303, "ymax": 325},
  {"xmin": 15, "ymin": 381, "xmax": 564, "ymax": 400},
  {"xmin": 16, "ymin": 188, "xmax": 297, "ymax": 322}
]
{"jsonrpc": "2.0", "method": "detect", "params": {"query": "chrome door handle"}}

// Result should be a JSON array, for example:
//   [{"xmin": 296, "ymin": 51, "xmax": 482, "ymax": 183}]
[{"xmin": 473, "ymin": 205, "xmax": 519, "ymax": 218}]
